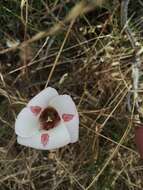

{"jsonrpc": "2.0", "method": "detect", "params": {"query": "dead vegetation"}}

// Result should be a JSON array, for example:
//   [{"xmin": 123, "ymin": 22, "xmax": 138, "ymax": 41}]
[{"xmin": 0, "ymin": 0, "xmax": 143, "ymax": 189}]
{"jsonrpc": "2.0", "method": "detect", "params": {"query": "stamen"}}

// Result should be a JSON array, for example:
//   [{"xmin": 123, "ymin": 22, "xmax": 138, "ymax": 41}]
[{"xmin": 39, "ymin": 107, "xmax": 60, "ymax": 130}]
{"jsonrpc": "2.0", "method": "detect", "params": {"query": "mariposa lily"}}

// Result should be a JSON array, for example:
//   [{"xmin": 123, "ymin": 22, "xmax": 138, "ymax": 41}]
[{"xmin": 15, "ymin": 87, "xmax": 79, "ymax": 150}]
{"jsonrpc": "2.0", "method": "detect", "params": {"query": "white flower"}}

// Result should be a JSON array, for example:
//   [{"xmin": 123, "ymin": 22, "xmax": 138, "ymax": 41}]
[
  {"xmin": 15, "ymin": 87, "xmax": 79, "ymax": 150},
  {"xmin": 6, "ymin": 39, "xmax": 20, "ymax": 48}
]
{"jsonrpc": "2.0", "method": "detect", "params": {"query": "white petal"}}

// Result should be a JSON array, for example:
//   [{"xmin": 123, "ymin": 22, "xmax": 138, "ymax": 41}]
[
  {"xmin": 65, "ymin": 115, "xmax": 79, "ymax": 143},
  {"xmin": 15, "ymin": 107, "xmax": 40, "ymax": 138},
  {"xmin": 27, "ymin": 87, "xmax": 58, "ymax": 108},
  {"xmin": 48, "ymin": 95, "xmax": 79, "ymax": 143},
  {"xmin": 17, "ymin": 122, "xmax": 71, "ymax": 150}
]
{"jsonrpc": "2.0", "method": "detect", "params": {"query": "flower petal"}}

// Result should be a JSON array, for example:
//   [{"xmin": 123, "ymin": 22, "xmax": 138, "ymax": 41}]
[
  {"xmin": 17, "ymin": 122, "xmax": 71, "ymax": 150},
  {"xmin": 15, "ymin": 107, "xmax": 40, "ymax": 138},
  {"xmin": 62, "ymin": 114, "xmax": 74, "ymax": 122},
  {"xmin": 48, "ymin": 95, "xmax": 79, "ymax": 143},
  {"xmin": 41, "ymin": 133, "xmax": 49, "ymax": 146},
  {"xmin": 30, "ymin": 106, "xmax": 42, "ymax": 116},
  {"xmin": 27, "ymin": 87, "xmax": 58, "ymax": 108}
]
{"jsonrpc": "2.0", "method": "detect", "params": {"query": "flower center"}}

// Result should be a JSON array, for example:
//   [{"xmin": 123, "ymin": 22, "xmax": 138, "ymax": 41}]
[{"xmin": 39, "ymin": 107, "xmax": 60, "ymax": 130}]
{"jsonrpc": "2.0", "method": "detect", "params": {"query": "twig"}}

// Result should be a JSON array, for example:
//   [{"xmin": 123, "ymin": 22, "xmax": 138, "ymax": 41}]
[{"xmin": 121, "ymin": 0, "xmax": 141, "ymax": 112}]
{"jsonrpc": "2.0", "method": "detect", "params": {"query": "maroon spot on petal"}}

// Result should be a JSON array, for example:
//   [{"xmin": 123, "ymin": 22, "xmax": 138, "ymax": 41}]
[
  {"xmin": 135, "ymin": 125, "xmax": 143, "ymax": 158},
  {"xmin": 41, "ymin": 133, "xmax": 49, "ymax": 146},
  {"xmin": 30, "ymin": 106, "xmax": 42, "ymax": 116},
  {"xmin": 62, "ymin": 114, "xmax": 74, "ymax": 122}
]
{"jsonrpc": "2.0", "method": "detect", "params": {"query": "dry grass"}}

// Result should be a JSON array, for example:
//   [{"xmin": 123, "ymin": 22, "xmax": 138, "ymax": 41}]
[{"xmin": 0, "ymin": 0, "xmax": 143, "ymax": 189}]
